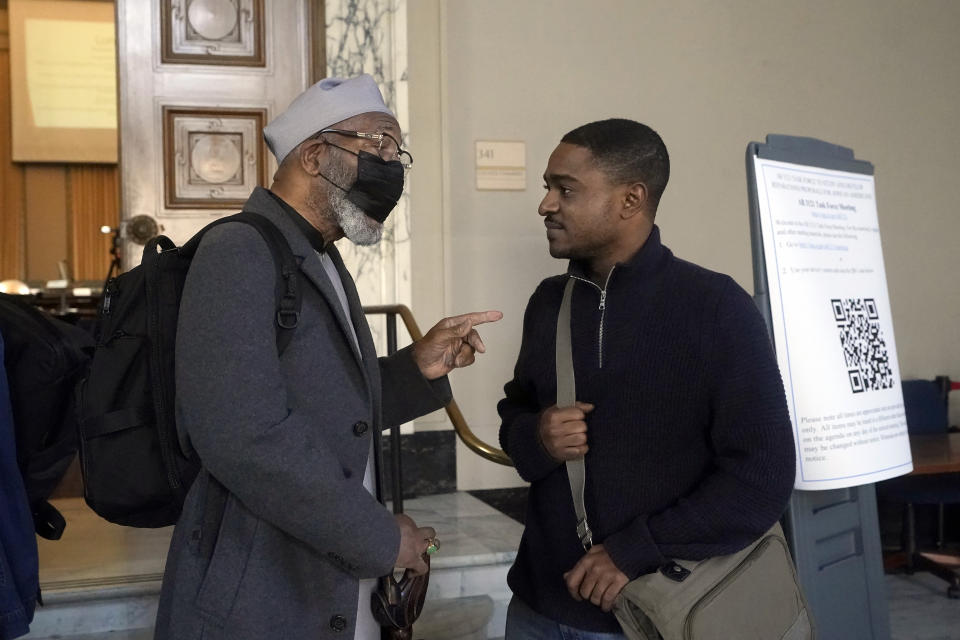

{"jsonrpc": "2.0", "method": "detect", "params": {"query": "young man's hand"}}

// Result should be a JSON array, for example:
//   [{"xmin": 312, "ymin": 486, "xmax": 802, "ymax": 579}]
[
  {"xmin": 538, "ymin": 402, "xmax": 594, "ymax": 461},
  {"xmin": 563, "ymin": 544, "xmax": 629, "ymax": 612}
]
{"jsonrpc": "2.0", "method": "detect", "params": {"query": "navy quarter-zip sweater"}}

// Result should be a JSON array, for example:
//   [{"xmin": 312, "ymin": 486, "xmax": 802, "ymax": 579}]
[{"xmin": 497, "ymin": 226, "xmax": 796, "ymax": 633}]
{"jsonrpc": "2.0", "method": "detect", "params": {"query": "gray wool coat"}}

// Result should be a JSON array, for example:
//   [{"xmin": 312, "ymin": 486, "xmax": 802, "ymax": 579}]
[{"xmin": 154, "ymin": 187, "xmax": 451, "ymax": 639}]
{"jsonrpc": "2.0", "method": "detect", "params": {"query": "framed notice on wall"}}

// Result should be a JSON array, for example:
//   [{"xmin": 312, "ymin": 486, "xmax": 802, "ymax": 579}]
[
  {"xmin": 9, "ymin": 0, "xmax": 117, "ymax": 163},
  {"xmin": 475, "ymin": 140, "xmax": 526, "ymax": 190}
]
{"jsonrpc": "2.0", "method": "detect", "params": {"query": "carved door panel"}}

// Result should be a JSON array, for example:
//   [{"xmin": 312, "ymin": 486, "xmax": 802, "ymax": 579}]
[{"xmin": 116, "ymin": 0, "xmax": 323, "ymax": 265}]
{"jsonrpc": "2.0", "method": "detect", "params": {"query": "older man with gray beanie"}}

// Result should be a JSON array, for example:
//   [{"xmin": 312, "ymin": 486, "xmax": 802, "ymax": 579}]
[{"xmin": 154, "ymin": 75, "xmax": 501, "ymax": 640}]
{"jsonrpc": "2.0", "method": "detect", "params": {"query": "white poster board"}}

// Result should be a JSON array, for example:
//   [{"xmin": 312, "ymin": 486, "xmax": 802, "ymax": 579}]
[
  {"xmin": 9, "ymin": 0, "xmax": 117, "ymax": 163},
  {"xmin": 754, "ymin": 156, "xmax": 912, "ymax": 490}
]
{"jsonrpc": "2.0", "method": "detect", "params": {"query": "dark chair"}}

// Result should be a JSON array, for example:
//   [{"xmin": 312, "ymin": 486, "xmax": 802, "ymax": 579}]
[{"xmin": 876, "ymin": 377, "xmax": 960, "ymax": 598}]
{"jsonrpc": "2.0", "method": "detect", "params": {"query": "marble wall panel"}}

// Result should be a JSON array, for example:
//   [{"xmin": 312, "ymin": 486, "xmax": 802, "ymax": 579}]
[{"xmin": 325, "ymin": 0, "xmax": 411, "ymax": 351}]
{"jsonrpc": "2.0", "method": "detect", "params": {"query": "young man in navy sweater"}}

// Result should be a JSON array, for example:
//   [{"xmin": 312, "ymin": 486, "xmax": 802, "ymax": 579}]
[{"xmin": 497, "ymin": 119, "xmax": 796, "ymax": 638}]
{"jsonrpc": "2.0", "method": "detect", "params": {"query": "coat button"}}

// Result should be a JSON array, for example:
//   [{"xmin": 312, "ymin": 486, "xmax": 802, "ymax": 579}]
[
  {"xmin": 330, "ymin": 614, "xmax": 347, "ymax": 632},
  {"xmin": 353, "ymin": 421, "xmax": 369, "ymax": 436}
]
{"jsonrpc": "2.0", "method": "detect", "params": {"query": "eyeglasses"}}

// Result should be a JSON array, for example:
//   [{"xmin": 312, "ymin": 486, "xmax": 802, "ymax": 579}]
[{"xmin": 317, "ymin": 128, "xmax": 414, "ymax": 170}]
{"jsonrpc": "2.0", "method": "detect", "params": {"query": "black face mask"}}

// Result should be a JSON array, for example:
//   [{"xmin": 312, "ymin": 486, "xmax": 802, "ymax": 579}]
[{"xmin": 320, "ymin": 148, "xmax": 405, "ymax": 224}]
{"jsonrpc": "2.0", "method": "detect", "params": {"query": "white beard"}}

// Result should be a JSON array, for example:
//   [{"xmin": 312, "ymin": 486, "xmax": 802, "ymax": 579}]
[
  {"xmin": 326, "ymin": 159, "xmax": 383, "ymax": 246},
  {"xmin": 330, "ymin": 188, "xmax": 383, "ymax": 246}
]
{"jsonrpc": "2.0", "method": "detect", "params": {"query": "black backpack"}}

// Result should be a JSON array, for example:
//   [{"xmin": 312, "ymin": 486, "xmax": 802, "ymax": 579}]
[
  {"xmin": 76, "ymin": 212, "xmax": 301, "ymax": 527},
  {"xmin": 0, "ymin": 293, "xmax": 94, "ymax": 539}
]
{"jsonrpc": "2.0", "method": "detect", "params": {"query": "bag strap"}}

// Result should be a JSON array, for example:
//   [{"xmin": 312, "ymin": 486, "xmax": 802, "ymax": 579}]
[
  {"xmin": 178, "ymin": 211, "xmax": 302, "ymax": 354},
  {"xmin": 557, "ymin": 277, "xmax": 593, "ymax": 550},
  {"xmin": 232, "ymin": 212, "xmax": 302, "ymax": 353}
]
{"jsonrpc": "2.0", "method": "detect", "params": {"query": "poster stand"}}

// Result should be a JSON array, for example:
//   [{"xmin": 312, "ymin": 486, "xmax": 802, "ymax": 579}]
[{"xmin": 747, "ymin": 135, "xmax": 894, "ymax": 639}]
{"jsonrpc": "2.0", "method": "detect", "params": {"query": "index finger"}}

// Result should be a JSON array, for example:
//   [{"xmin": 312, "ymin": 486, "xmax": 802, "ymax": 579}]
[
  {"xmin": 444, "ymin": 310, "xmax": 503, "ymax": 328},
  {"xmin": 554, "ymin": 406, "xmax": 590, "ymax": 423},
  {"xmin": 563, "ymin": 563, "xmax": 587, "ymax": 601}
]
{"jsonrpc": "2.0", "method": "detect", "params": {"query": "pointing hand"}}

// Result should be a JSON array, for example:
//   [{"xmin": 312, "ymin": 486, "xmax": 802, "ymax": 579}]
[{"xmin": 411, "ymin": 310, "xmax": 503, "ymax": 380}]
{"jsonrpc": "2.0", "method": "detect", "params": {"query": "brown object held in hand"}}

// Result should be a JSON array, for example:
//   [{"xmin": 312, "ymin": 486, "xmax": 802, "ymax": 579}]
[{"xmin": 372, "ymin": 552, "xmax": 431, "ymax": 639}]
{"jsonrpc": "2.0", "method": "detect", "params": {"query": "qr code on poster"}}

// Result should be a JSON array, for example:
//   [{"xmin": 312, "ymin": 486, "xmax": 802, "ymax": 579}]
[{"xmin": 831, "ymin": 298, "xmax": 894, "ymax": 393}]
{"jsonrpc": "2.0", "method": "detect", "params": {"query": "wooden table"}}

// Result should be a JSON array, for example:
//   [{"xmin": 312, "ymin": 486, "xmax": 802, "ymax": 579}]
[
  {"xmin": 909, "ymin": 433, "xmax": 960, "ymax": 475},
  {"xmin": 884, "ymin": 432, "xmax": 960, "ymax": 598}
]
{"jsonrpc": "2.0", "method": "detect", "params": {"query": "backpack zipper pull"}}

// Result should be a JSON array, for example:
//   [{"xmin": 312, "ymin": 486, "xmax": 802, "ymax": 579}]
[{"xmin": 101, "ymin": 281, "xmax": 115, "ymax": 315}]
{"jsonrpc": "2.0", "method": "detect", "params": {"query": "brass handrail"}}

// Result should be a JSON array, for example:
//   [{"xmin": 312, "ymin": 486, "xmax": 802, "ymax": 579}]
[{"xmin": 363, "ymin": 304, "xmax": 513, "ymax": 466}]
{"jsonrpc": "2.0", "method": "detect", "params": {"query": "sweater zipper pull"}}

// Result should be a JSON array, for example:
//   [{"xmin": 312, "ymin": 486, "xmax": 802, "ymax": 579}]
[{"xmin": 598, "ymin": 289, "xmax": 607, "ymax": 311}]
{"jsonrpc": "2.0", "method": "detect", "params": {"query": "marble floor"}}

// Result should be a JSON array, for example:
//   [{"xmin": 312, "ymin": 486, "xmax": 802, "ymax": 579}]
[
  {"xmin": 24, "ymin": 577, "xmax": 960, "ymax": 640},
  {"xmin": 389, "ymin": 492, "xmax": 524, "ymax": 637},
  {"xmin": 401, "ymin": 492, "xmax": 525, "ymax": 573},
  {"xmin": 34, "ymin": 499, "xmax": 171, "ymax": 590},
  {"xmin": 32, "ymin": 493, "xmax": 525, "ymax": 594},
  {"xmin": 18, "ymin": 495, "xmax": 960, "ymax": 640},
  {"xmin": 23, "ymin": 493, "xmax": 523, "ymax": 639},
  {"xmin": 886, "ymin": 571, "xmax": 960, "ymax": 640}
]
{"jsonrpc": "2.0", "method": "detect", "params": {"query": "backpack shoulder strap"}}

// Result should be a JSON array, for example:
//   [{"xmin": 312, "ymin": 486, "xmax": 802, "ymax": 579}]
[
  {"xmin": 180, "ymin": 212, "xmax": 302, "ymax": 354},
  {"xmin": 233, "ymin": 212, "xmax": 302, "ymax": 354}
]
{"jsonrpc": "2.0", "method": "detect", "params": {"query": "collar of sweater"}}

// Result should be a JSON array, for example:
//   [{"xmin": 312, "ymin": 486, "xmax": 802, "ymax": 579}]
[{"xmin": 566, "ymin": 224, "xmax": 667, "ymax": 283}]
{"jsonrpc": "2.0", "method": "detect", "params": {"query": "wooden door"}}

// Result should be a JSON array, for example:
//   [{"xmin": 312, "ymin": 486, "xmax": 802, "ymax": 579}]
[{"xmin": 116, "ymin": 0, "xmax": 323, "ymax": 265}]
